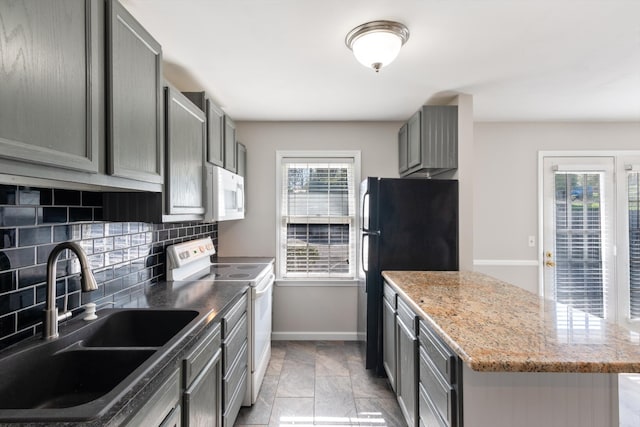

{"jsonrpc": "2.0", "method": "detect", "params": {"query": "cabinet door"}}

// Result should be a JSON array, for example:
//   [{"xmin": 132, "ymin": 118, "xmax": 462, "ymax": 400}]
[
  {"xmin": 207, "ymin": 99, "xmax": 225, "ymax": 167},
  {"xmin": 397, "ymin": 317, "xmax": 418, "ymax": 427},
  {"xmin": 124, "ymin": 368, "xmax": 180, "ymax": 427},
  {"xmin": 184, "ymin": 354, "xmax": 221, "ymax": 427},
  {"xmin": 224, "ymin": 117, "xmax": 236, "ymax": 173},
  {"xmin": 383, "ymin": 297, "xmax": 397, "ymax": 392},
  {"xmin": 107, "ymin": 0, "xmax": 163, "ymax": 184},
  {"xmin": 165, "ymin": 87, "xmax": 206, "ymax": 215},
  {"xmin": 407, "ymin": 110, "xmax": 422, "ymax": 169},
  {"xmin": 160, "ymin": 405, "xmax": 182, "ymax": 427},
  {"xmin": 236, "ymin": 142, "xmax": 246, "ymax": 178},
  {"xmin": 0, "ymin": 0, "xmax": 99, "ymax": 172},
  {"xmin": 398, "ymin": 123, "xmax": 408, "ymax": 174}
]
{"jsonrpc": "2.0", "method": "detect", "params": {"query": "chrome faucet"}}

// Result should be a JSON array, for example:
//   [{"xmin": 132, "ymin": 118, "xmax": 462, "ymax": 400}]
[{"xmin": 43, "ymin": 242, "xmax": 98, "ymax": 339}]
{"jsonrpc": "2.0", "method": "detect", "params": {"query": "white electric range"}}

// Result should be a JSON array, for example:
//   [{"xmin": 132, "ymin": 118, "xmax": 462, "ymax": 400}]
[{"xmin": 166, "ymin": 238, "xmax": 274, "ymax": 406}]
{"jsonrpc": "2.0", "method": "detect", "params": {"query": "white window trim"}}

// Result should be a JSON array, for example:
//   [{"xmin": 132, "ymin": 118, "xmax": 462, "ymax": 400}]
[{"xmin": 275, "ymin": 150, "xmax": 361, "ymax": 283}]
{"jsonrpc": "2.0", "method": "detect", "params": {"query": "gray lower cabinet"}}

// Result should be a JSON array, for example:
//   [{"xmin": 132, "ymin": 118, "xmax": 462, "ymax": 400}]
[
  {"xmin": 107, "ymin": 0, "xmax": 163, "ymax": 184},
  {"xmin": 396, "ymin": 297, "xmax": 418, "ymax": 427},
  {"xmin": 221, "ymin": 294, "xmax": 248, "ymax": 427},
  {"xmin": 418, "ymin": 319, "xmax": 462, "ymax": 427},
  {"xmin": 0, "ymin": 0, "xmax": 99, "ymax": 173},
  {"xmin": 160, "ymin": 405, "xmax": 182, "ymax": 427},
  {"xmin": 182, "ymin": 324, "xmax": 222, "ymax": 427},
  {"xmin": 124, "ymin": 367, "xmax": 181, "ymax": 427},
  {"xmin": 382, "ymin": 283, "xmax": 397, "ymax": 392},
  {"xmin": 224, "ymin": 116, "xmax": 237, "ymax": 173},
  {"xmin": 182, "ymin": 92, "xmax": 225, "ymax": 167},
  {"xmin": 165, "ymin": 86, "xmax": 206, "ymax": 215}
]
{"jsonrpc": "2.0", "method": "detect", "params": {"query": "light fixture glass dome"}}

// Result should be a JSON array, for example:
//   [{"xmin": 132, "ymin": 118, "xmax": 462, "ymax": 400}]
[{"xmin": 345, "ymin": 20, "xmax": 409, "ymax": 72}]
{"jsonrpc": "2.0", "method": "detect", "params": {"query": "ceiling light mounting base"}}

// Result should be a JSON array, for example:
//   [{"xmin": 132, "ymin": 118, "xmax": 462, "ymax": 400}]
[{"xmin": 345, "ymin": 20, "xmax": 410, "ymax": 72}]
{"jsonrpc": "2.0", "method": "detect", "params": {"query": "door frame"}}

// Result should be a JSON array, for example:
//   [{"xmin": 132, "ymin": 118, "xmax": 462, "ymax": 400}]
[{"xmin": 538, "ymin": 150, "xmax": 640, "ymax": 329}]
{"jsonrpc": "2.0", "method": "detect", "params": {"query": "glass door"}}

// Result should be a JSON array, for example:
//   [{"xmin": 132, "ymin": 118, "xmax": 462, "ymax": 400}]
[{"xmin": 542, "ymin": 157, "xmax": 615, "ymax": 319}]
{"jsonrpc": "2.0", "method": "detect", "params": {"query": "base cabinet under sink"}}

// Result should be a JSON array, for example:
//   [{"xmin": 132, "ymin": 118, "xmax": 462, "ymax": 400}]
[
  {"xmin": 182, "ymin": 323, "xmax": 222, "ymax": 427},
  {"xmin": 123, "ymin": 368, "xmax": 181, "ymax": 427}
]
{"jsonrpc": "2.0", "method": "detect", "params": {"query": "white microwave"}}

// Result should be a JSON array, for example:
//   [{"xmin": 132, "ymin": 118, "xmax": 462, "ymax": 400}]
[{"xmin": 205, "ymin": 165, "xmax": 245, "ymax": 221}]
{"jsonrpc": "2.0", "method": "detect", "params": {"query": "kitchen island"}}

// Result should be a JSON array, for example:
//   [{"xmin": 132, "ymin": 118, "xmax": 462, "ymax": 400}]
[{"xmin": 382, "ymin": 270, "xmax": 640, "ymax": 427}]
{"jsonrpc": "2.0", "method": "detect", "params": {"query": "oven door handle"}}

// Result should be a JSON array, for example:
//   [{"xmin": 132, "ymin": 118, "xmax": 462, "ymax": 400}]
[{"xmin": 254, "ymin": 273, "xmax": 275, "ymax": 298}]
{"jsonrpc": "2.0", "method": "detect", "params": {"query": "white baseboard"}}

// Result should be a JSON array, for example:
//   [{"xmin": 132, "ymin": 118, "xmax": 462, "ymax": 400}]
[{"xmin": 271, "ymin": 331, "xmax": 359, "ymax": 341}]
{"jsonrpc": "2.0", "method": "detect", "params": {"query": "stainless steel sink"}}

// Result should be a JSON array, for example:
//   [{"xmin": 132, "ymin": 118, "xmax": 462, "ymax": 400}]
[{"xmin": 0, "ymin": 308, "xmax": 202, "ymax": 421}]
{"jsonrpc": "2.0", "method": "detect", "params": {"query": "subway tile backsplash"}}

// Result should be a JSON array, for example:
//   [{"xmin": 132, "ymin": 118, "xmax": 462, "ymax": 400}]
[{"xmin": 0, "ymin": 184, "xmax": 218, "ymax": 350}]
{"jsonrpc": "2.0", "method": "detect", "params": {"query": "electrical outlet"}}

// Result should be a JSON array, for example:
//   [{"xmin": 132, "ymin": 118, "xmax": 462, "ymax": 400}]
[{"xmin": 528, "ymin": 236, "xmax": 536, "ymax": 247}]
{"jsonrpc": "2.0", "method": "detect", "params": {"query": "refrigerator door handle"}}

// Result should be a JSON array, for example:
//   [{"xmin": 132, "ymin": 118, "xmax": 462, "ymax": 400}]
[
  {"xmin": 361, "ymin": 234, "xmax": 368, "ymax": 274},
  {"xmin": 360, "ymin": 230, "xmax": 379, "ymax": 276},
  {"xmin": 361, "ymin": 191, "xmax": 370, "ymax": 232}
]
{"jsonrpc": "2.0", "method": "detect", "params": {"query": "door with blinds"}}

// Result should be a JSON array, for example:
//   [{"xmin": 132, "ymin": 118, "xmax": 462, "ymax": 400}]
[
  {"xmin": 617, "ymin": 156, "xmax": 640, "ymax": 331},
  {"xmin": 542, "ymin": 157, "xmax": 616, "ymax": 320}
]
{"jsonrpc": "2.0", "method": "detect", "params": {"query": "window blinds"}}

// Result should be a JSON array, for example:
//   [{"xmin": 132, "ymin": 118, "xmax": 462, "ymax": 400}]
[
  {"xmin": 553, "ymin": 172, "xmax": 607, "ymax": 318},
  {"xmin": 629, "ymin": 172, "xmax": 640, "ymax": 319},
  {"xmin": 279, "ymin": 158, "xmax": 356, "ymax": 279}
]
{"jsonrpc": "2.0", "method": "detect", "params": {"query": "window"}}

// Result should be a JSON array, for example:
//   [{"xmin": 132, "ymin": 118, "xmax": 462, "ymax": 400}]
[{"xmin": 276, "ymin": 151, "xmax": 360, "ymax": 280}]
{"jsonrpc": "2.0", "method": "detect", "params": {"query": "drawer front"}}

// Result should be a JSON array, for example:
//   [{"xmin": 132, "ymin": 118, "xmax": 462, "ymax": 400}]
[
  {"xmin": 223, "ymin": 369, "xmax": 248, "ymax": 427},
  {"xmin": 418, "ymin": 320, "xmax": 455, "ymax": 384},
  {"xmin": 397, "ymin": 297, "xmax": 417, "ymax": 335},
  {"xmin": 383, "ymin": 282, "xmax": 397, "ymax": 308},
  {"xmin": 223, "ymin": 313, "xmax": 248, "ymax": 373},
  {"xmin": 222, "ymin": 293, "xmax": 247, "ymax": 338},
  {"xmin": 125, "ymin": 368, "xmax": 180, "ymax": 427},
  {"xmin": 419, "ymin": 383, "xmax": 447, "ymax": 427},
  {"xmin": 183, "ymin": 323, "xmax": 221, "ymax": 387},
  {"xmin": 223, "ymin": 342, "xmax": 248, "ymax": 409},
  {"xmin": 419, "ymin": 348, "xmax": 455, "ymax": 427}
]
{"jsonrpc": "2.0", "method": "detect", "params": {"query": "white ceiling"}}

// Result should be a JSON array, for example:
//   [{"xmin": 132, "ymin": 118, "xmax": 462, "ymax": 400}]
[{"xmin": 121, "ymin": 0, "xmax": 640, "ymax": 122}]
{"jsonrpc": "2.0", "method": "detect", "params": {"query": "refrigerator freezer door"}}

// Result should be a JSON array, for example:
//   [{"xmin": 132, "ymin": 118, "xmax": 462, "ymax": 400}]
[{"xmin": 361, "ymin": 177, "xmax": 459, "ymax": 375}]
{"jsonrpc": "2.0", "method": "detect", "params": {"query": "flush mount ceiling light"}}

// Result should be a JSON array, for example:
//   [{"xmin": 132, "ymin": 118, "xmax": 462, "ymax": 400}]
[{"xmin": 345, "ymin": 20, "xmax": 409, "ymax": 72}]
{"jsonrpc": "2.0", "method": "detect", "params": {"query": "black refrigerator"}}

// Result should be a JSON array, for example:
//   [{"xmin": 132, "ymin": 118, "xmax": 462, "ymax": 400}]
[{"xmin": 358, "ymin": 177, "xmax": 459, "ymax": 374}]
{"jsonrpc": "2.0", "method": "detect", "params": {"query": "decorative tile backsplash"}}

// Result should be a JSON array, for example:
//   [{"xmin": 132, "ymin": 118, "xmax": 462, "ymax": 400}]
[{"xmin": 0, "ymin": 185, "xmax": 217, "ymax": 350}]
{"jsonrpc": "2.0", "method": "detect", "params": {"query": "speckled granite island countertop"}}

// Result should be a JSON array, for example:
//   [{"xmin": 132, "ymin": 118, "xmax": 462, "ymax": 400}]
[{"xmin": 382, "ymin": 270, "xmax": 640, "ymax": 374}]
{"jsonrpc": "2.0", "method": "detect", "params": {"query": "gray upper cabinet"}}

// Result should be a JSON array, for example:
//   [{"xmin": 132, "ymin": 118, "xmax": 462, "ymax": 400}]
[
  {"xmin": 107, "ymin": 0, "xmax": 163, "ymax": 184},
  {"xmin": 399, "ymin": 106, "xmax": 458, "ymax": 178},
  {"xmin": 407, "ymin": 111, "xmax": 422, "ymax": 170},
  {"xmin": 398, "ymin": 123, "xmax": 408, "ymax": 174},
  {"xmin": 236, "ymin": 142, "xmax": 246, "ymax": 178},
  {"xmin": 224, "ymin": 117, "xmax": 237, "ymax": 173},
  {"xmin": 0, "ymin": 0, "xmax": 100, "ymax": 173},
  {"xmin": 165, "ymin": 86, "xmax": 206, "ymax": 215},
  {"xmin": 183, "ymin": 92, "xmax": 225, "ymax": 167}
]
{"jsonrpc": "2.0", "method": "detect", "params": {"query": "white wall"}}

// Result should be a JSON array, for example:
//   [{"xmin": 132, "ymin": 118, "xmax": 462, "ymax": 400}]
[
  {"xmin": 218, "ymin": 121, "xmax": 400, "ymax": 339},
  {"xmin": 473, "ymin": 122, "xmax": 640, "ymax": 293}
]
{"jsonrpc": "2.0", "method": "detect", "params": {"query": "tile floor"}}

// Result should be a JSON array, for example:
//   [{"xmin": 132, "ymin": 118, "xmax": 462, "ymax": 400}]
[{"xmin": 234, "ymin": 341, "xmax": 405, "ymax": 427}]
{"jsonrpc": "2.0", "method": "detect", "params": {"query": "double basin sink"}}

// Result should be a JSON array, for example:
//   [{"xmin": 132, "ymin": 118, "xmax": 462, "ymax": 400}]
[{"xmin": 0, "ymin": 309, "xmax": 201, "ymax": 422}]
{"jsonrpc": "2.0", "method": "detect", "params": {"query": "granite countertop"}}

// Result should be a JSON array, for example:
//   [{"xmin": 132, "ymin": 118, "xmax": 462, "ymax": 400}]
[
  {"xmin": 0, "ymin": 279, "xmax": 249, "ymax": 427},
  {"xmin": 382, "ymin": 270, "xmax": 640, "ymax": 374}
]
